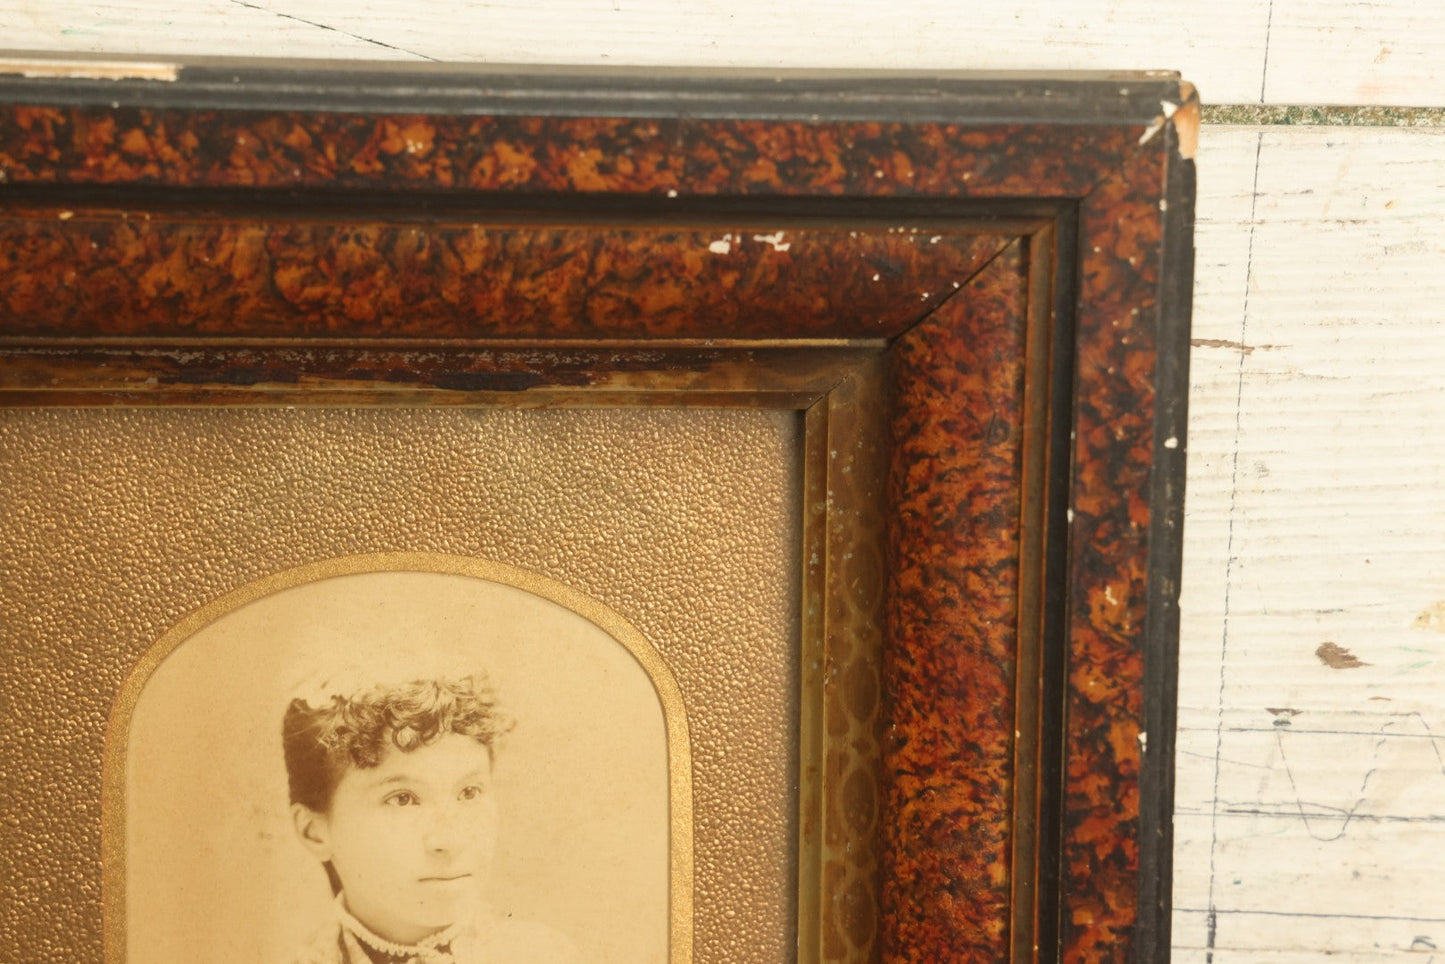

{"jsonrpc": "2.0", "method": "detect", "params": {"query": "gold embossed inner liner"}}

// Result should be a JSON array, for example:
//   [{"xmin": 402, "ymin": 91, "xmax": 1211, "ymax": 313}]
[{"xmin": 0, "ymin": 407, "xmax": 799, "ymax": 963}]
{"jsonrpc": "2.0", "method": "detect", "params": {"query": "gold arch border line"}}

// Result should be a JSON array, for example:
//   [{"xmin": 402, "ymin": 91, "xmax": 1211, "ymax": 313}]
[{"xmin": 101, "ymin": 551, "xmax": 695, "ymax": 963}]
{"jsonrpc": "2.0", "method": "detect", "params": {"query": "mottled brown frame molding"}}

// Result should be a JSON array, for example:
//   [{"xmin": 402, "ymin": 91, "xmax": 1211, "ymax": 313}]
[{"xmin": 0, "ymin": 59, "xmax": 1195, "ymax": 963}]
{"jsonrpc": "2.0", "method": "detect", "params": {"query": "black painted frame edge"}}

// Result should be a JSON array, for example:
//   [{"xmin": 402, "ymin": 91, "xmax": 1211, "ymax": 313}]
[
  {"xmin": 1134, "ymin": 124, "xmax": 1196, "ymax": 964},
  {"xmin": 0, "ymin": 53, "xmax": 1182, "ymax": 125}
]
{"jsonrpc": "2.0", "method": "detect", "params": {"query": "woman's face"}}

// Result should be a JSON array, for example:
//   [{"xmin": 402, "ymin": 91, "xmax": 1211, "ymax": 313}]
[{"xmin": 294, "ymin": 732, "xmax": 498, "ymax": 945}]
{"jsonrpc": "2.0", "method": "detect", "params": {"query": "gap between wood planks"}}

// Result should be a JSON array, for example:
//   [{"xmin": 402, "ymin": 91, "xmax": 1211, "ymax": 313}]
[{"xmin": 1203, "ymin": 104, "xmax": 1445, "ymax": 127}]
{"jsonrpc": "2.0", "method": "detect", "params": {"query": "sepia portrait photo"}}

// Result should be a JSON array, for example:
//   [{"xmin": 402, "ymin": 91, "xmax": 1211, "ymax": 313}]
[{"xmin": 108, "ymin": 554, "xmax": 687, "ymax": 964}]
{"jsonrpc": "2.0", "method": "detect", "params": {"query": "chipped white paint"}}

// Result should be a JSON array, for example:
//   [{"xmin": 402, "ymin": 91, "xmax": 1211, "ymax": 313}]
[
  {"xmin": 0, "ymin": 56, "xmax": 178, "ymax": 80},
  {"xmin": 1140, "ymin": 113, "xmax": 1170, "ymax": 145},
  {"xmin": 707, "ymin": 238, "xmax": 731, "ymax": 255},
  {"xmin": 751, "ymin": 231, "xmax": 790, "ymax": 252}
]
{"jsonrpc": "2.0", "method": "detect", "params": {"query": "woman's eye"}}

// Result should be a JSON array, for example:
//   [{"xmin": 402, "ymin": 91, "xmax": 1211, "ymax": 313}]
[
  {"xmin": 459, "ymin": 785, "xmax": 485, "ymax": 801},
  {"xmin": 384, "ymin": 791, "xmax": 419, "ymax": 807}
]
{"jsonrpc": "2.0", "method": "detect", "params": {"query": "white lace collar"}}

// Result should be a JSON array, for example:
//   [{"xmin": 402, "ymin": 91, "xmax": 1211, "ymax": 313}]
[{"xmin": 335, "ymin": 894, "xmax": 464, "ymax": 960}]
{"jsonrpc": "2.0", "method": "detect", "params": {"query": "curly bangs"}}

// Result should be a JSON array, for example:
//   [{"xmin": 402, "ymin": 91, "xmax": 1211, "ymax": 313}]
[{"xmin": 282, "ymin": 674, "xmax": 513, "ymax": 812}]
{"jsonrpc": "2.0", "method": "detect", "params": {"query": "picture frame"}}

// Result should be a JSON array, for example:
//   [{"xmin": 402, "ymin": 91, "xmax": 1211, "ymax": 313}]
[{"xmin": 0, "ymin": 57, "xmax": 1196, "ymax": 963}]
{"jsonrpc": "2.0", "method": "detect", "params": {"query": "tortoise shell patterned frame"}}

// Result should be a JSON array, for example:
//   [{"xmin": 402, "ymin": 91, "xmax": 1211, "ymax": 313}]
[{"xmin": 0, "ymin": 60, "xmax": 1195, "ymax": 964}]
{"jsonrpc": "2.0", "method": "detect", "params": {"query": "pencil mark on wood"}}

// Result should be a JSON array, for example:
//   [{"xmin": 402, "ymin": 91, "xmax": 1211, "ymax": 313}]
[
  {"xmin": 227, "ymin": 0, "xmax": 439, "ymax": 61},
  {"xmin": 1178, "ymin": 906, "xmax": 1445, "ymax": 925},
  {"xmin": 1177, "ymin": 749, "xmax": 1274, "ymax": 770},
  {"xmin": 1260, "ymin": 0, "xmax": 1276, "ymax": 102},
  {"xmin": 1216, "ymin": 806, "xmax": 1445, "ymax": 825},
  {"xmin": 1205, "ymin": 130, "xmax": 1265, "ymax": 964},
  {"xmin": 1277, "ymin": 740, "xmax": 1379, "ymax": 841},
  {"xmin": 1270, "ymin": 713, "xmax": 1445, "ymax": 841}
]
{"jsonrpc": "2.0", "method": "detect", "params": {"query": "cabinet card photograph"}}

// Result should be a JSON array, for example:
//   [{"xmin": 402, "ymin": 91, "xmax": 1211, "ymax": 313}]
[{"xmin": 107, "ymin": 555, "xmax": 689, "ymax": 964}]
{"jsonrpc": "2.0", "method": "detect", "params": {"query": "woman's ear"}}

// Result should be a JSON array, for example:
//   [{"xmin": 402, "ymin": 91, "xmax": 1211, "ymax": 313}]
[{"xmin": 290, "ymin": 803, "xmax": 333, "ymax": 862}]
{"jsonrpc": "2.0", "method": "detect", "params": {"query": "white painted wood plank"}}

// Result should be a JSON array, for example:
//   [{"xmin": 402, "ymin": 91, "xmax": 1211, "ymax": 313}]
[
  {"xmin": 1216, "ymin": 126, "xmax": 1445, "ymax": 724},
  {"xmin": 1179, "ymin": 713, "xmax": 1445, "ymax": 828},
  {"xmin": 2, "ymin": 0, "xmax": 1275, "ymax": 101},
  {"xmin": 1202, "ymin": 814, "xmax": 1445, "ymax": 935},
  {"xmin": 1267, "ymin": 0, "xmax": 1445, "ymax": 107},
  {"xmin": 10, "ymin": 2, "xmax": 1445, "ymax": 107},
  {"xmin": 0, "ymin": 0, "xmax": 399, "ymax": 59},
  {"xmin": 1169, "ymin": 809, "xmax": 1218, "ymax": 953},
  {"xmin": 1177, "ymin": 127, "xmax": 1261, "ymax": 735},
  {"xmin": 1174, "ymin": 907, "xmax": 1445, "ymax": 962},
  {"xmin": 1173, "ymin": 125, "xmax": 1445, "ymax": 960},
  {"xmin": 1173, "ymin": 134, "xmax": 1261, "ymax": 952}
]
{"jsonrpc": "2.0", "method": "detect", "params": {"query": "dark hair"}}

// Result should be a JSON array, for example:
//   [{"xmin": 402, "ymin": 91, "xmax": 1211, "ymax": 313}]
[{"xmin": 282, "ymin": 674, "xmax": 513, "ymax": 814}]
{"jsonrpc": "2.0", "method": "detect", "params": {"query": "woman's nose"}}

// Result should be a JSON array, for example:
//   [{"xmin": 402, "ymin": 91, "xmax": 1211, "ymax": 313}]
[{"xmin": 422, "ymin": 803, "xmax": 465, "ymax": 852}]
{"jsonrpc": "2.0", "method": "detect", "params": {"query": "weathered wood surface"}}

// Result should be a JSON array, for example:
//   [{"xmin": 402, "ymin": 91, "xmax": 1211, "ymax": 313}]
[
  {"xmin": 4, "ymin": 0, "xmax": 1444, "ymax": 106},
  {"xmin": 1177, "ymin": 124, "xmax": 1445, "ymax": 961}
]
